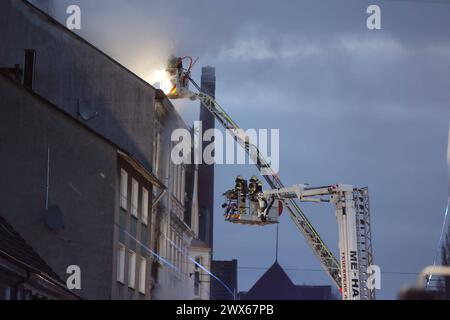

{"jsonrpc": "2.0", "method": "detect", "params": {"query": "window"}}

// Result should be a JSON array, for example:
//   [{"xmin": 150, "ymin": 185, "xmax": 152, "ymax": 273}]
[
  {"xmin": 177, "ymin": 237, "xmax": 182, "ymax": 272},
  {"xmin": 194, "ymin": 272, "xmax": 200, "ymax": 296},
  {"xmin": 117, "ymin": 244, "xmax": 125, "ymax": 283},
  {"xmin": 177, "ymin": 165, "xmax": 182, "ymax": 201},
  {"xmin": 170, "ymin": 162, "xmax": 176, "ymax": 196},
  {"xmin": 128, "ymin": 250, "xmax": 136, "ymax": 289},
  {"xmin": 120, "ymin": 169, "xmax": 128, "ymax": 210},
  {"xmin": 139, "ymin": 257, "xmax": 147, "ymax": 294},
  {"xmin": 131, "ymin": 178, "xmax": 139, "ymax": 218},
  {"xmin": 194, "ymin": 257, "xmax": 201, "ymax": 297},
  {"xmin": 142, "ymin": 187, "xmax": 149, "ymax": 225},
  {"xmin": 169, "ymin": 230, "xmax": 174, "ymax": 263},
  {"xmin": 170, "ymin": 162, "xmax": 186, "ymax": 204},
  {"xmin": 141, "ymin": 226, "xmax": 148, "ymax": 257},
  {"xmin": 130, "ymin": 218, "xmax": 137, "ymax": 251},
  {"xmin": 181, "ymin": 166, "xmax": 185, "ymax": 203},
  {"xmin": 119, "ymin": 209, "xmax": 126, "ymax": 243}
]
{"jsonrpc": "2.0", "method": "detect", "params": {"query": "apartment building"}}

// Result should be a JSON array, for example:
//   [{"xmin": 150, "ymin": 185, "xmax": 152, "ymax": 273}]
[
  {"xmin": 151, "ymin": 94, "xmax": 211, "ymax": 300},
  {"xmin": 0, "ymin": 72, "xmax": 165, "ymax": 299},
  {"xmin": 0, "ymin": 0, "xmax": 212, "ymax": 300}
]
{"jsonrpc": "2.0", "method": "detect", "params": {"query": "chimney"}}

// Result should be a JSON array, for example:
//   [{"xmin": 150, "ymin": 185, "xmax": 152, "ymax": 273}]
[
  {"xmin": 23, "ymin": 49, "xmax": 36, "ymax": 90},
  {"xmin": 201, "ymin": 67, "xmax": 216, "ymax": 98},
  {"xmin": 198, "ymin": 66, "xmax": 216, "ymax": 250}
]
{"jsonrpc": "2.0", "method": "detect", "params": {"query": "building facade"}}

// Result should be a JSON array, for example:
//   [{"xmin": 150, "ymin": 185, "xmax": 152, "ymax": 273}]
[
  {"xmin": 151, "ymin": 95, "xmax": 211, "ymax": 300},
  {"xmin": 0, "ymin": 0, "xmax": 211, "ymax": 300},
  {"xmin": 0, "ymin": 72, "xmax": 164, "ymax": 299},
  {"xmin": 114, "ymin": 152, "xmax": 165, "ymax": 300}
]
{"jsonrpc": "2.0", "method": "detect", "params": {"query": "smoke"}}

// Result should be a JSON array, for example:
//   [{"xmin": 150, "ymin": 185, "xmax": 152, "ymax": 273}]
[
  {"xmin": 28, "ymin": 0, "xmax": 204, "ymax": 124},
  {"xmin": 32, "ymin": 0, "xmax": 177, "ymax": 85},
  {"xmin": 152, "ymin": 267, "xmax": 193, "ymax": 300}
]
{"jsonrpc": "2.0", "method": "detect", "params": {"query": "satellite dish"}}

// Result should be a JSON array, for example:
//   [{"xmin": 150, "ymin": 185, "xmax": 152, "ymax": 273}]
[
  {"xmin": 77, "ymin": 101, "xmax": 99, "ymax": 121},
  {"xmin": 45, "ymin": 205, "xmax": 64, "ymax": 230}
]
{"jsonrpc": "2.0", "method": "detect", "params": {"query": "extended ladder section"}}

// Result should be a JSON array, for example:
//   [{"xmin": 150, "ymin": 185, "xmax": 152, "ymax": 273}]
[
  {"xmin": 189, "ymin": 83, "xmax": 342, "ymax": 289},
  {"xmin": 354, "ymin": 188, "xmax": 375, "ymax": 300},
  {"xmin": 265, "ymin": 184, "xmax": 375, "ymax": 300}
]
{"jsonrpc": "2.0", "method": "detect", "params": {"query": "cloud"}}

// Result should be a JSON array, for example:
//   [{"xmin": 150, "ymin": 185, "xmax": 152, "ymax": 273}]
[
  {"xmin": 336, "ymin": 34, "xmax": 407, "ymax": 57},
  {"xmin": 218, "ymin": 35, "xmax": 323, "ymax": 62},
  {"xmin": 219, "ymin": 36, "xmax": 276, "ymax": 61},
  {"xmin": 426, "ymin": 42, "xmax": 450, "ymax": 57},
  {"xmin": 218, "ymin": 31, "xmax": 409, "ymax": 64}
]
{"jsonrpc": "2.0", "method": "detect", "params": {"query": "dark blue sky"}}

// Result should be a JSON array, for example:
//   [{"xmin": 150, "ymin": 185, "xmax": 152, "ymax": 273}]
[{"xmin": 41, "ymin": 0, "xmax": 450, "ymax": 299}]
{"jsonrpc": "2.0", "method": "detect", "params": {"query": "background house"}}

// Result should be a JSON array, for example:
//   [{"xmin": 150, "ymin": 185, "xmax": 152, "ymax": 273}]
[
  {"xmin": 0, "ymin": 215, "xmax": 80, "ymax": 300},
  {"xmin": 239, "ymin": 261, "xmax": 333, "ymax": 300}
]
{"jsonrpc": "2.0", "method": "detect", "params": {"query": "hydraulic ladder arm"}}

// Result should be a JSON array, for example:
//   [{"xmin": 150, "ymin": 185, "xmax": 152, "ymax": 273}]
[
  {"xmin": 188, "ymin": 80, "xmax": 342, "ymax": 288},
  {"xmin": 263, "ymin": 184, "xmax": 376, "ymax": 300}
]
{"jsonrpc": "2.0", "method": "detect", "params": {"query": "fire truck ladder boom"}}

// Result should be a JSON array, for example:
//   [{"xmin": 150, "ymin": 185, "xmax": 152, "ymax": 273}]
[{"xmin": 189, "ymin": 78, "xmax": 342, "ymax": 288}]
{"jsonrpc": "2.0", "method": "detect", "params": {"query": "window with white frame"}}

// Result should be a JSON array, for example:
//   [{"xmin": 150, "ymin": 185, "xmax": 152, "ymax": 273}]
[
  {"xmin": 169, "ymin": 229, "xmax": 175, "ymax": 265},
  {"xmin": 139, "ymin": 257, "xmax": 147, "ymax": 294},
  {"xmin": 177, "ymin": 165, "xmax": 181, "ymax": 200},
  {"xmin": 120, "ymin": 169, "xmax": 128, "ymax": 210},
  {"xmin": 117, "ymin": 244, "xmax": 125, "ymax": 284},
  {"xmin": 167, "ymin": 227, "xmax": 187, "ymax": 278},
  {"xmin": 128, "ymin": 250, "xmax": 136, "ymax": 289},
  {"xmin": 131, "ymin": 178, "xmax": 139, "ymax": 218},
  {"xmin": 142, "ymin": 187, "xmax": 149, "ymax": 225},
  {"xmin": 181, "ymin": 166, "xmax": 185, "ymax": 203},
  {"xmin": 175, "ymin": 235, "xmax": 181, "ymax": 272},
  {"xmin": 170, "ymin": 162, "xmax": 185, "ymax": 204}
]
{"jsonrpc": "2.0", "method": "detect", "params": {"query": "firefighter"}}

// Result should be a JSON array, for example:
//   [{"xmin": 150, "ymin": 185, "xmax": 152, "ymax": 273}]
[
  {"xmin": 248, "ymin": 176, "xmax": 259, "ymax": 202},
  {"xmin": 168, "ymin": 55, "xmax": 183, "ymax": 70},
  {"xmin": 235, "ymin": 176, "xmax": 248, "ymax": 215},
  {"xmin": 223, "ymin": 189, "xmax": 238, "ymax": 201},
  {"xmin": 250, "ymin": 176, "xmax": 268, "ymax": 221},
  {"xmin": 256, "ymin": 192, "xmax": 269, "ymax": 222},
  {"xmin": 256, "ymin": 179, "xmax": 263, "ymax": 194}
]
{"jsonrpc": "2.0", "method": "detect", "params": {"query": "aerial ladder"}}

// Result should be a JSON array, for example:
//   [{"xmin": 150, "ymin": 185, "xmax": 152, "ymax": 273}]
[
  {"xmin": 262, "ymin": 184, "xmax": 375, "ymax": 300},
  {"xmin": 163, "ymin": 56, "xmax": 375, "ymax": 300}
]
